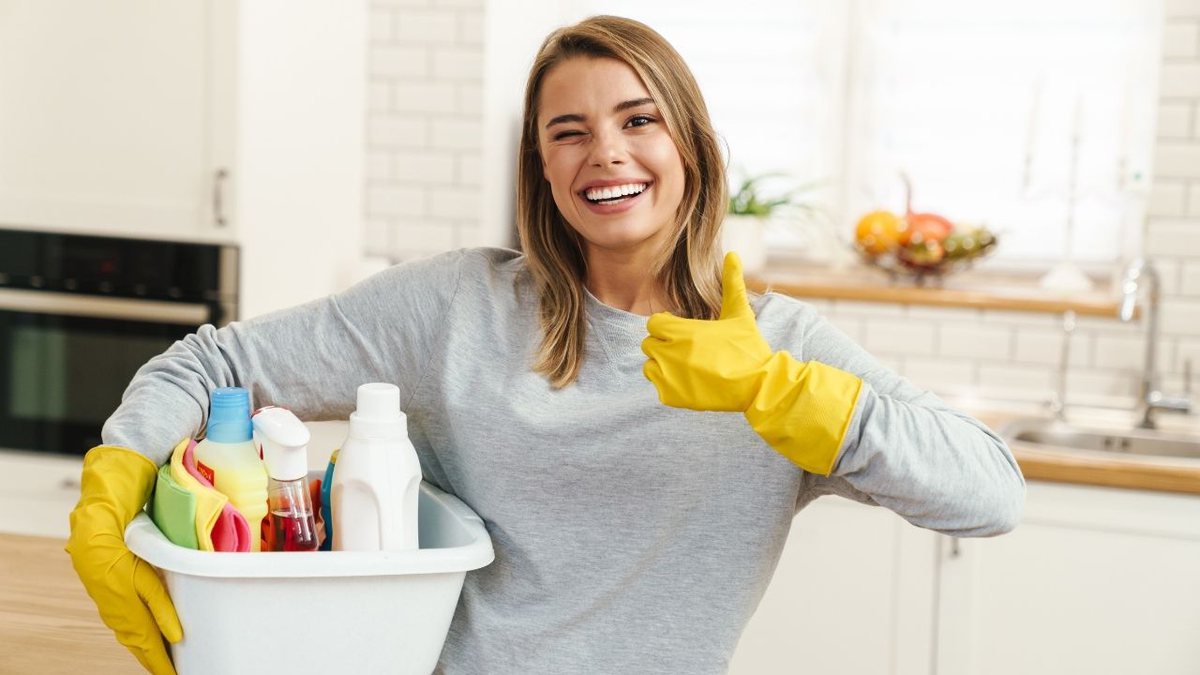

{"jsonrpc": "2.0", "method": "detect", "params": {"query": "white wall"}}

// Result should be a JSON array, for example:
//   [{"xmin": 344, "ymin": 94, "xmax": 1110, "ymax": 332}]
[{"xmin": 364, "ymin": 1, "xmax": 1200, "ymax": 405}]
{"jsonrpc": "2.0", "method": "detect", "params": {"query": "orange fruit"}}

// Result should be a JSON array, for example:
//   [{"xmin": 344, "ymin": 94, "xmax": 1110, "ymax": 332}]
[{"xmin": 855, "ymin": 210, "xmax": 905, "ymax": 255}]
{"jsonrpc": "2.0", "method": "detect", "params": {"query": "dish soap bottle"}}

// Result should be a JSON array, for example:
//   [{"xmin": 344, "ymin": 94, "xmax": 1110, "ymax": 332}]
[
  {"xmin": 193, "ymin": 387, "xmax": 269, "ymax": 552},
  {"xmin": 252, "ymin": 406, "xmax": 319, "ymax": 552},
  {"xmin": 331, "ymin": 383, "xmax": 422, "ymax": 551}
]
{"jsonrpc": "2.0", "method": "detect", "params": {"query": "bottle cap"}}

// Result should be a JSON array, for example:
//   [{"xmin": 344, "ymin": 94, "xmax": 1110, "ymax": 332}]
[
  {"xmin": 252, "ymin": 406, "xmax": 311, "ymax": 481},
  {"xmin": 207, "ymin": 387, "xmax": 253, "ymax": 443},
  {"xmin": 349, "ymin": 383, "xmax": 407, "ymax": 440}
]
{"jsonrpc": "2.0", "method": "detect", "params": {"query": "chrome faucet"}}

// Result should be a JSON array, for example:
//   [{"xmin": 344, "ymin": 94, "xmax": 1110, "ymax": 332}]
[{"xmin": 1119, "ymin": 258, "xmax": 1191, "ymax": 429}]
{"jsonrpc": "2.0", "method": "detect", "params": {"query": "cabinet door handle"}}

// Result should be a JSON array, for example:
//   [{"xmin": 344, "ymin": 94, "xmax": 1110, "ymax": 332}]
[
  {"xmin": 950, "ymin": 537, "xmax": 961, "ymax": 558},
  {"xmin": 213, "ymin": 168, "xmax": 229, "ymax": 228}
]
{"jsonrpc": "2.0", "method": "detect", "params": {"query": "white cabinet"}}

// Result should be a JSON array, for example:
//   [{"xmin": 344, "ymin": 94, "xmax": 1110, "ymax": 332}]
[
  {"xmin": 0, "ymin": 451, "xmax": 82, "ymax": 539},
  {"xmin": 0, "ymin": 1, "xmax": 367, "ymax": 319},
  {"xmin": 0, "ymin": 2, "xmax": 211, "ymax": 240},
  {"xmin": 733, "ymin": 481, "xmax": 1200, "ymax": 675},
  {"xmin": 730, "ymin": 496, "xmax": 938, "ymax": 675},
  {"xmin": 935, "ymin": 481, "xmax": 1200, "ymax": 675}
]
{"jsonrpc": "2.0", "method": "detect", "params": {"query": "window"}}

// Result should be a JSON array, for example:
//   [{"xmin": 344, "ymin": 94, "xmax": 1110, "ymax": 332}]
[{"xmin": 566, "ymin": 0, "xmax": 1163, "ymax": 268}]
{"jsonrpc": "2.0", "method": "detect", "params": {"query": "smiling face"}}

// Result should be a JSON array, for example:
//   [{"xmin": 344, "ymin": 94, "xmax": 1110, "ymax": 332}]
[{"xmin": 537, "ymin": 57, "xmax": 686, "ymax": 261}]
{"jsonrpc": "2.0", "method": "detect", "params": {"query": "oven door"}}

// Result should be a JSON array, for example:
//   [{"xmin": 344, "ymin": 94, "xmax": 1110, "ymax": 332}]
[{"xmin": 0, "ymin": 289, "xmax": 215, "ymax": 456}]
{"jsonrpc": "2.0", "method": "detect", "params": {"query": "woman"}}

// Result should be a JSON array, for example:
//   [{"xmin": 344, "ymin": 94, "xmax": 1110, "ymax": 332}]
[{"xmin": 67, "ymin": 15, "xmax": 1024, "ymax": 675}]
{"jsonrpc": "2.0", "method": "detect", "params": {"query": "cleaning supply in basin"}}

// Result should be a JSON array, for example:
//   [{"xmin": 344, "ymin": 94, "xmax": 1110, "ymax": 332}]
[
  {"xmin": 331, "ymin": 382, "xmax": 422, "ymax": 551},
  {"xmin": 193, "ymin": 387, "xmax": 269, "ymax": 552},
  {"xmin": 150, "ymin": 463, "xmax": 199, "ymax": 550},
  {"xmin": 175, "ymin": 438, "xmax": 251, "ymax": 552},
  {"xmin": 252, "ymin": 406, "xmax": 319, "ymax": 552},
  {"xmin": 318, "ymin": 448, "xmax": 338, "ymax": 551}
]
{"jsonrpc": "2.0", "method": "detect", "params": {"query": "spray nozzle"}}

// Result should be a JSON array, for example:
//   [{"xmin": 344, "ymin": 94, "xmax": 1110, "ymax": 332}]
[{"xmin": 252, "ymin": 406, "xmax": 311, "ymax": 481}]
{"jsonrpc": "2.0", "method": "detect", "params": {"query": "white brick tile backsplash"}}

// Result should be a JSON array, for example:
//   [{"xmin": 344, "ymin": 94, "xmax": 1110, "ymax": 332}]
[
  {"xmin": 373, "ymin": 0, "xmax": 431, "ymax": 6},
  {"xmin": 1013, "ymin": 328, "xmax": 1090, "ymax": 367},
  {"xmin": 977, "ymin": 364, "xmax": 1054, "ymax": 397},
  {"xmin": 982, "ymin": 309, "xmax": 1058, "ymax": 328},
  {"xmin": 393, "ymin": 150, "xmax": 456, "ymax": 183},
  {"xmin": 1154, "ymin": 142, "xmax": 1200, "ymax": 179},
  {"xmin": 904, "ymin": 357, "xmax": 975, "ymax": 390},
  {"xmin": 1181, "ymin": 261, "xmax": 1200, "ymax": 295},
  {"xmin": 906, "ymin": 306, "xmax": 982, "ymax": 323},
  {"xmin": 1164, "ymin": 21, "xmax": 1200, "ymax": 58},
  {"xmin": 1167, "ymin": 0, "xmax": 1200, "ymax": 19},
  {"xmin": 393, "ymin": 82, "xmax": 457, "ymax": 113},
  {"xmin": 429, "ymin": 187, "xmax": 481, "ymax": 219},
  {"xmin": 391, "ymin": 222, "xmax": 457, "ymax": 258},
  {"xmin": 1160, "ymin": 297, "xmax": 1200, "ymax": 334},
  {"xmin": 1188, "ymin": 185, "xmax": 1200, "ymax": 216},
  {"xmin": 431, "ymin": 119, "xmax": 484, "ymax": 150},
  {"xmin": 369, "ymin": 115, "xmax": 428, "ymax": 149},
  {"xmin": 372, "ymin": 46, "xmax": 429, "ymax": 78},
  {"xmin": 458, "ymin": 11, "xmax": 484, "ymax": 45},
  {"xmin": 863, "ymin": 319, "xmax": 936, "ymax": 356},
  {"xmin": 1093, "ymin": 334, "xmax": 1147, "ymax": 370},
  {"xmin": 366, "ymin": 151, "xmax": 393, "ymax": 182},
  {"xmin": 1065, "ymin": 369, "xmax": 1137, "ymax": 400},
  {"xmin": 828, "ymin": 300, "xmax": 905, "ymax": 317},
  {"xmin": 457, "ymin": 154, "xmax": 482, "ymax": 186},
  {"xmin": 433, "ymin": 47, "xmax": 483, "ymax": 80},
  {"xmin": 1157, "ymin": 102, "xmax": 1193, "ymax": 139},
  {"xmin": 1144, "ymin": 219, "xmax": 1200, "ymax": 256},
  {"xmin": 1149, "ymin": 181, "xmax": 1188, "ymax": 215},
  {"xmin": 457, "ymin": 83, "xmax": 483, "ymax": 115},
  {"xmin": 1161, "ymin": 63, "xmax": 1200, "ymax": 98},
  {"xmin": 938, "ymin": 322, "xmax": 1012, "ymax": 360},
  {"xmin": 393, "ymin": 10, "xmax": 458, "ymax": 43},
  {"xmin": 371, "ymin": 8, "xmax": 394, "ymax": 42},
  {"xmin": 369, "ymin": 82, "xmax": 393, "ymax": 112},
  {"xmin": 368, "ymin": 185, "xmax": 427, "ymax": 217},
  {"xmin": 1173, "ymin": 338, "xmax": 1200, "ymax": 375}
]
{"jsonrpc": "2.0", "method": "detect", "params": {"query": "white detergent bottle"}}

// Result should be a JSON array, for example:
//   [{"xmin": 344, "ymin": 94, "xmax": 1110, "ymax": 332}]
[{"xmin": 331, "ymin": 383, "xmax": 422, "ymax": 551}]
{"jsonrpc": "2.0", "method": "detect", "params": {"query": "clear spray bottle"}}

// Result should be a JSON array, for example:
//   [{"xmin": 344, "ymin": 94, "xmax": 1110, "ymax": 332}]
[{"xmin": 252, "ymin": 407, "xmax": 319, "ymax": 552}]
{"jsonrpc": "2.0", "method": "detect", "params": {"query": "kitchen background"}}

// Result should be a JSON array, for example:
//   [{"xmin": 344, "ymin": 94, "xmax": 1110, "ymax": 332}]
[
  {"xmin": 363, "ymin": 0, "xmax": 1200, "ymax": 410},
  {"xmin": 3, "ymin": 1, "xmax": 1200, "ymax": 674}
]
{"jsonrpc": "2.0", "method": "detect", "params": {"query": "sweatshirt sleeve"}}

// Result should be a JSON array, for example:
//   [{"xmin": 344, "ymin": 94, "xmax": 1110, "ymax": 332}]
[
  {"xmin": 787, "ymin": 304, "xmax": 1025, "ymax": 537},
  {"xmin": 101, "ymin": 249, "xmax": 468, "ymax": 465}
]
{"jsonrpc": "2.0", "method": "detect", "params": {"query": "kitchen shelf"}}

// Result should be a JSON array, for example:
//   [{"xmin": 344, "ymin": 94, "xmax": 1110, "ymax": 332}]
[{"xmin": 747, "ymin": 265, "xmax": 1128, "ymax": 318}]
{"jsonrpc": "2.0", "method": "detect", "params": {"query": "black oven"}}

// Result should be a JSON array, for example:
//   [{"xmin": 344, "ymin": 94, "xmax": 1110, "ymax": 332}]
[{"xmin": 0, "ymin": 229, "xmax": 237, "ymax": 456}]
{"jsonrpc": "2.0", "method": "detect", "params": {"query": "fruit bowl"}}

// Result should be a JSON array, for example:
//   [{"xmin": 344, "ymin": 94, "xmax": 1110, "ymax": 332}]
[{"xmin": 853, "ymin": 210, "xmax": 997, "ymax": 286}]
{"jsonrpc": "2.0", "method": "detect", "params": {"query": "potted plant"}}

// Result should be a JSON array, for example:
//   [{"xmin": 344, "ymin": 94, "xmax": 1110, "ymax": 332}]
[{"xmin": 724, "ymin": 172, "xmax": 824, "ymax": 274}]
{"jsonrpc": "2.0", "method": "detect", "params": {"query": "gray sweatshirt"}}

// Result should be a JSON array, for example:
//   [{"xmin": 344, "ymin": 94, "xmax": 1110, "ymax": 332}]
[{"xmin": 104, "ymin": 247, "xmax": 1024, "ymax": 674}]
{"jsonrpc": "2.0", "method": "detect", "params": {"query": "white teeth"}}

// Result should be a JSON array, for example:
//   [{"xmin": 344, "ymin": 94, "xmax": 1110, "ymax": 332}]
[{"xmin": 585, "ymin": 182, "xmax": 648, "ymax": 202}]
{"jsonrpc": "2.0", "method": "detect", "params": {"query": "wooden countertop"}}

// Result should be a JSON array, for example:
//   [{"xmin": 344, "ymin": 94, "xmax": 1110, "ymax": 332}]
[
  {"xmin": 0, "ymin": 533, "xmax": 139, "ymax": 674},
  {"xmin": 747, "ymin": 265, "xmax": 1128, "ymax": 317}
]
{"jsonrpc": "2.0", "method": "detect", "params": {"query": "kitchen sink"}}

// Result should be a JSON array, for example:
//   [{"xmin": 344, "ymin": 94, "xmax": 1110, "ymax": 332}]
[{"xmin": 1000, "ymin": 418, "xmax": 1200, "ymax": 461}]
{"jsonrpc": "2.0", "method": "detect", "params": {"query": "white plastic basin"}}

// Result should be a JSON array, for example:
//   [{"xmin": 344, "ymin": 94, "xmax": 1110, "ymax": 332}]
[{"xmin": 125, "ymin": 479, "xmax": 494, "ymax": 675}]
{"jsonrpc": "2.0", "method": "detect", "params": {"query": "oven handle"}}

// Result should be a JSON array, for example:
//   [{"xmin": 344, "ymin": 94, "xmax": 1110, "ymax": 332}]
[{"xmin": 0, "ymin": 288, "xmax": 213, "ymax": 325}]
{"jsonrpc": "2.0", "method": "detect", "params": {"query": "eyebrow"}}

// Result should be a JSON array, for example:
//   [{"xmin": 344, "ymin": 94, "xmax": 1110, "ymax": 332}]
[{"xmin": 544, "ymin": 97, "xmax": 656, "ymax": 129}]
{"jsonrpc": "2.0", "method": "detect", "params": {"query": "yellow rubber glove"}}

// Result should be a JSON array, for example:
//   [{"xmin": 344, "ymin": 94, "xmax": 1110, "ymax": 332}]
[
  {"xmin": 66, "ymin": 445, "xmax": 183, "ymax": 674},
  {"xmin": 642, "ymin": 252, "xmax": 863, "ymax": 475}
]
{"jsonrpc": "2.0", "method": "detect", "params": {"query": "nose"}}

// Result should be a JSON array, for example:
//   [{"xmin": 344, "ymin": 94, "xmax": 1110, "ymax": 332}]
[{"xmin": 587, "ymin": 128, "xmax": 627, "ymax": 167}]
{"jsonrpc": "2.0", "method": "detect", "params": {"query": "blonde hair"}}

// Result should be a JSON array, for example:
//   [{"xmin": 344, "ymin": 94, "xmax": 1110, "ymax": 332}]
[{"xmin": 517, "ymin": 15, "xmax": 727, "ymax": 388}]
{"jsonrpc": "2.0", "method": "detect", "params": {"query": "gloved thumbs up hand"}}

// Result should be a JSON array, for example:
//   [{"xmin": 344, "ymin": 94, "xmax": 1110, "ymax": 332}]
[
  {"xmin": 641, "ymin": 252, "xmax": 773, "ymax": 412},
  {"xmin": 642, "ymin": 251, "xmax": 864, "ymax": 476}
]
